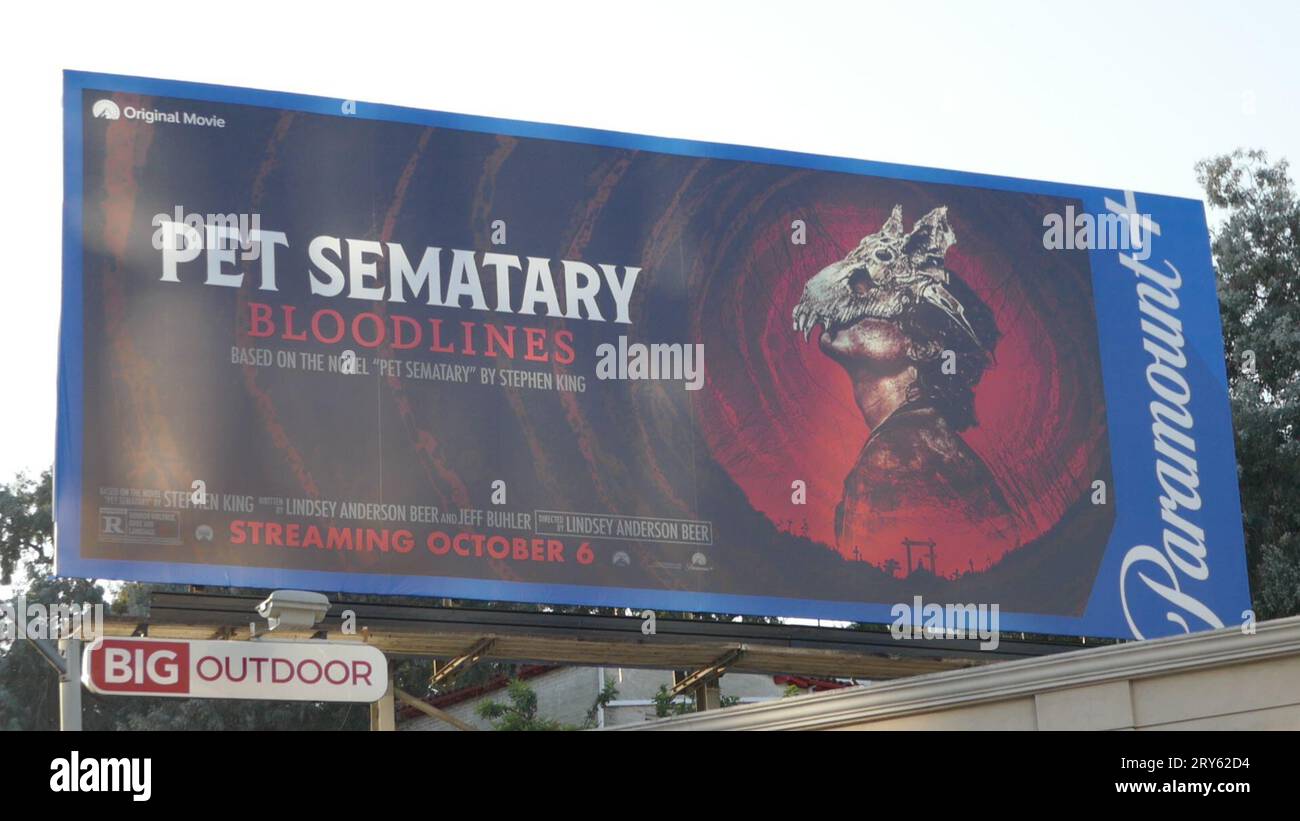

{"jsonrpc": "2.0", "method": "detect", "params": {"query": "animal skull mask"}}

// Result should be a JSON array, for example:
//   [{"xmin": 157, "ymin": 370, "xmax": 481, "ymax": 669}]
[{"xmin": 791, "ymin": 205, "xmax": 990, "ymax": 357}]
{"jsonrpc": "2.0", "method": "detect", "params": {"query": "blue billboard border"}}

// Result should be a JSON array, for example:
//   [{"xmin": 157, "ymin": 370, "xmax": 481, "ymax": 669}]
[{"xmin": 57, "ymin": 70, "xmax": 1249, "ymax": 639}]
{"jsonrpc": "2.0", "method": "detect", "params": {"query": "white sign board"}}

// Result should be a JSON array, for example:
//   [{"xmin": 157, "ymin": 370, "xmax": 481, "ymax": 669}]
[{"xmin": 82, "ymin": 637, "xmax": 388, "ymax": 702}]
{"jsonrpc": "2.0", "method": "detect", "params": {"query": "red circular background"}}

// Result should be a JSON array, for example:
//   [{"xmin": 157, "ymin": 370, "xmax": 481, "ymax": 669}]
[{"xmin": 692, "ymin": 188, "xmax": 1107, "ymax": 572}]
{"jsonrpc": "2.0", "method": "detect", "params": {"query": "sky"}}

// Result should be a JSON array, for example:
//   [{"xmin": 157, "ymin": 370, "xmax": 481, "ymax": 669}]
[{"xmin": 0, "ymin": 0, "xmax": 1297, "ymax": 481}]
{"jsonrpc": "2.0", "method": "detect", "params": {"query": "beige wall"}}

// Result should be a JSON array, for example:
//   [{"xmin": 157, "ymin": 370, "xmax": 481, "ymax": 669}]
[
  {"xmin": 826, "ymin": 657, "xmax": 1300, "ymax": 731},
  {"xmin": 611, "ymin": 617, "xmax": 1300, "ymax": 731}
]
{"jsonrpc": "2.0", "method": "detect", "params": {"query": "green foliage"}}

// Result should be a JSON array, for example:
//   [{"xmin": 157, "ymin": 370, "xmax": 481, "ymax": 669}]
[
  {"xmin": 0, "ymin": 471, "xmax": 105, "ymax": 730},
  {"xmin": 582, "ymin": 676, "xmax": 619, "ymax": 729},
  {"xmin": 459, "ymin": 672, "xmax": 618, "ymax": 730},
  {"xmin": 1197, "ymin": 149, "xmax": 1300, "ymax": 618},
  {"xmin": 106, "ymin": 696, "xmax": 366, "ymax": 731},
  {"xmin": 649, "ymin": 683, "xmax": 737, "ymax": 714},
  {"xmin": 475, "ymin": 678, "xmax": 566, "ymax": 731},
  {"xmin": 0, "ymin": 470, "xmax": 52, "ymax": 585},
  {"xmin": 652, "ymin": 684, "xmax": 693, "ymax": 718}
]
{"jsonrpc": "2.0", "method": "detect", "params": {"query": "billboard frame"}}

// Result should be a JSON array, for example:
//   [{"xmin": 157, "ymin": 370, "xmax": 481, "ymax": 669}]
[{"xmin": 58, "ymin": 70, "xmax": 1250, "ymax": 639}]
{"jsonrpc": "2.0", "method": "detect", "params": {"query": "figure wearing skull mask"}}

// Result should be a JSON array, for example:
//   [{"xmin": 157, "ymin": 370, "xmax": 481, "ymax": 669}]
[{"xmin": 793, "ymin": 205, "xmax": 1020, "ymax": 570}]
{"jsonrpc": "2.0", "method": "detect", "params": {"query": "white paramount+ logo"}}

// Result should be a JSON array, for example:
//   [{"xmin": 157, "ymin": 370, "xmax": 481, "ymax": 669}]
[{"xmin": 50, "ymin": 751, "xmax": 151, "ymax": 802}]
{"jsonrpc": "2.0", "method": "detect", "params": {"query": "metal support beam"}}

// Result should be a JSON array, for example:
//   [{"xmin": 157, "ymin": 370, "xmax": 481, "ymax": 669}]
[
  {"xmin": 28, "ymin": 638, "xmax": 66, "ymax": 676},
  {"xmin": 58, "ymin": 638, "xmax": 83, "ymax": 731},
  {"xmin": 395, "ymin": 689, "xmax": 478, "ymax": 731},
  {"xmin": 430, "ymin": 637, "xmax": 496, "ymax": 688}
]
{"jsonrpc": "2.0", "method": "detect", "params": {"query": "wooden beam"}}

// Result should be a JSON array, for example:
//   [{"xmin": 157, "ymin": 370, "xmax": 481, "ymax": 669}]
[
  {"xmin": 102, "ymin": 591, "xmax": 1093, "ymax": 683},
  {"xmin": 671, "ymin": 649, "xmax": 745, "ymax": 697},
  {"xmin": 430, "ymin": 637, "xmax": 496, "ymax": 687},
  {"xmin": 396, "ymin": 689, "xmax": 478, "ymax": 731},
  {"xmin": 369, "ymin": 665, "xmax": 395, "ymax": 732}
]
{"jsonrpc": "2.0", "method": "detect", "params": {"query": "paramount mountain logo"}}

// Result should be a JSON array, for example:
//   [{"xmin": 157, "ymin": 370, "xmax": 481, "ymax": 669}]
[{"xmin": 92, "ymin": 99, "xmax": 120, "ymax": 120}]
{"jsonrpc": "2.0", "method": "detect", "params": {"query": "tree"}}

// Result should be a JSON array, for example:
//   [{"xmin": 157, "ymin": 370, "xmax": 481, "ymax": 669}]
[
  {"xmin": 0, "ymin": 471, "xmax": 53, "ymax": 586},
  {"xmin": 652, "ymin": 684, "xmax": 693, "ymax": 718},
  {"xmin": 0, "ymin": 471, "xmax": 97, "ymax": 729},
  {"xmin": 1197, "ymin": 149, "xmax": 1300, "ymax": 618},
  {"xmin": 476, "ymin": 678, "xmax": 566, "ymax": 731}
]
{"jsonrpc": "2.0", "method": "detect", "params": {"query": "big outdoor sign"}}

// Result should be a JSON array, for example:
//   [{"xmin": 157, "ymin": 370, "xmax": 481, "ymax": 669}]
[
  {"xmin": 57, "ymin": 70, "xmax": 1250, "ymax": 639},
  {"xmin": 81, "ymin": 637, "xmax": 388, "ymax": 702}
]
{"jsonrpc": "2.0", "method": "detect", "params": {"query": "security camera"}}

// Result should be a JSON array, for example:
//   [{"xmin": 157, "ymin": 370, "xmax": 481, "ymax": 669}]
[{"xmin": 255, "ymin": 590, "xmax": 330, "ymax": 632}]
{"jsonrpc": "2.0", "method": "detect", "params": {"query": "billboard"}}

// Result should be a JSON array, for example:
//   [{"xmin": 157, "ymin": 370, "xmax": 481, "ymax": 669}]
[{"xmin": 58, "ymin": 71, "xmax": 1250, "ymax": 639}]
